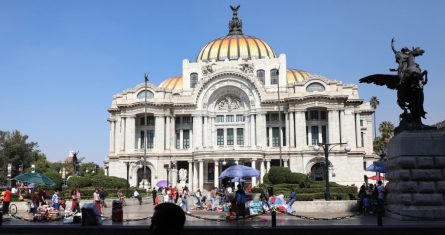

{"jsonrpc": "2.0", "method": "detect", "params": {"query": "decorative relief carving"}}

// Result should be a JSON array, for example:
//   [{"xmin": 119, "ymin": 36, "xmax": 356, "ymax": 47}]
[
  {"xmin": 217, "ymin": 95, "xmax": 241, "ymax": 112},
  {"xmin": 239, "ymin": 63, "xmax": 254, "ymax": 74},
  {"xmin": 202, "ymin": 63, "xmax": 217, "ymax": 75}
]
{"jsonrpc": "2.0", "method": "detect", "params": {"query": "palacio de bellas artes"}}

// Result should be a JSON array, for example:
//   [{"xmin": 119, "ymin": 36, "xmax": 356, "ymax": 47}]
[{"xmin": 105, "ymin": 6, "xmax": 377, "ymax": 192}]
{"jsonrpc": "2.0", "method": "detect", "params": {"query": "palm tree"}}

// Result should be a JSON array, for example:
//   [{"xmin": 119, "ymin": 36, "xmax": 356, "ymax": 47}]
[
  {"xmin": 370, "ymin": 96, "xmax": 380, "ymax": 139},
  {"xmin": 378, "ymin": 121, "xmax": 395, "ymax": 143}
]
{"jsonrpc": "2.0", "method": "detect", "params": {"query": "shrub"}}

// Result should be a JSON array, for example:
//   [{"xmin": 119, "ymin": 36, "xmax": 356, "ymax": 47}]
[
  {"xmin": 288, "ymin": 173, "xmax": 308, "ymax": 184},
  {"xmin": 267, "ymin": 167, "xmax": 291, "ymax": 184}
]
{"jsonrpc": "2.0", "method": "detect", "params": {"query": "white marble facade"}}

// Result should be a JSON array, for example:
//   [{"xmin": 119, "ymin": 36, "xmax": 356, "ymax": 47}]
[{"xmin": 105, "ymin": 8, "xmax": 376, "ymax": 191}]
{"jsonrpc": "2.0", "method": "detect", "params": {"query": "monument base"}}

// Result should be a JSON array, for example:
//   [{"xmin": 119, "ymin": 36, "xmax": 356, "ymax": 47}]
[{"xmin": 385, "ymin": 130, "xmax": 445, "ymax": 220}]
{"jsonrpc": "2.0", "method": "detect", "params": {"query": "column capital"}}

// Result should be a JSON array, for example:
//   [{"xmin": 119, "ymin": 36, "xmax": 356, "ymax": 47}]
[
  {"xmin": 121, "ymin": 114, "xmax": 136, "ymax": 118},
  {"xmin": 154, "ymin": 114, "xmax": 165, "ymax": 117}
]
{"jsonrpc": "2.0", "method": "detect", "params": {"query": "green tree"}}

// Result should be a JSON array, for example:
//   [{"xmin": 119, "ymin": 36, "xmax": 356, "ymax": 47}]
[
  {"xmin": 0, "ymin": 130, "xmax": 39, "ymax": 179},
  {"xmin": 379, "ymin": 121, "xmax": 395, "ymax": 142},
  {"xmin": 370, "ymin": 96, "xmax": 380, "ymax": 139}
]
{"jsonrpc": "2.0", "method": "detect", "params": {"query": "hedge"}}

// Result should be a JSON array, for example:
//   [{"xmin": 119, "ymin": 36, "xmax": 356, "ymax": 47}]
[{"xmin": 67, "ymin": 175, "xmax": 128, "ymax": 189}]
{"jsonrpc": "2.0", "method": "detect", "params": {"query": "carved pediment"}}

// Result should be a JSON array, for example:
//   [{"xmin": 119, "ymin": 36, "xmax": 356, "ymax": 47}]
[{"xmin": 217, "ymin": 95, "xmax": 241, "ymax": 112}]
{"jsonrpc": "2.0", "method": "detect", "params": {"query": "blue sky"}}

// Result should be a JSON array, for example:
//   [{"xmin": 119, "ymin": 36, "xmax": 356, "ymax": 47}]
[{"xmin": 1, "ymin": 0, "xmax": 444, "ymax": 165}]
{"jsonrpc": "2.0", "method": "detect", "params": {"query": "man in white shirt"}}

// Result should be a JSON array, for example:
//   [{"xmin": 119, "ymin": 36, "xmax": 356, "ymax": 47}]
[{"xmin": 133, "ymin": 190, "xmax": 142, "ymax": 205}]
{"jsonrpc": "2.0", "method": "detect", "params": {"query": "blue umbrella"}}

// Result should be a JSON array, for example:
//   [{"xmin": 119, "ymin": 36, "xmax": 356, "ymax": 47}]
[
  {"xmin": 219, "ymin": 165, "xmax": 260, "ymax": 179},
  {"xmin": 366, "ymin": 161, "xmax": 386, "ymax": 173}
]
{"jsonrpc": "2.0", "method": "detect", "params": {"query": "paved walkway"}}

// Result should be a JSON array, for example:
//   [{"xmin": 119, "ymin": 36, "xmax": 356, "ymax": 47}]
[{"xmin": 2, "ymin": 198, "xmax": 445, "ymax": 227}]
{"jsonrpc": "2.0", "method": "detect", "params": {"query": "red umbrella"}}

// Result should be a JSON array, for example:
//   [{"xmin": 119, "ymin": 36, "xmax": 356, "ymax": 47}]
[{"xmin": 369, "ymin": 175, "xmax": 385, "ymax": 181}]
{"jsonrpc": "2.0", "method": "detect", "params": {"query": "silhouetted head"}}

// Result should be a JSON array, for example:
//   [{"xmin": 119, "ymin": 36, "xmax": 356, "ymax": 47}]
[{"xmin": 149, "ymin": 203, "xmax": 185, "ymax": 235}]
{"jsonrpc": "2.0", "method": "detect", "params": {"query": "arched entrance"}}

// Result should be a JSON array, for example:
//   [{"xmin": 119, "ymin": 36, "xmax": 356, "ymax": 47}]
[
  {"xmin": 310, "ymin": 163, "xmax": 325, "ymax": 181},
  {"xmin": 137, "ymin": 166, "xmax": 151, "ymax": 188}
]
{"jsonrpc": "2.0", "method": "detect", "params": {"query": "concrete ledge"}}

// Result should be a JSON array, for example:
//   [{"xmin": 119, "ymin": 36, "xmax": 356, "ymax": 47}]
[{"xmin": 293, "ymin": 200, "xmax": 356, "ymax": 213}]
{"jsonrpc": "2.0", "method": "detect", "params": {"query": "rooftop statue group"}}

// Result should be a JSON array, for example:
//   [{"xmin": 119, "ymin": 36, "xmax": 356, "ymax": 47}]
[{"xmin": 360, "ymin": 38, "xmax": 436, "ymax": 134}]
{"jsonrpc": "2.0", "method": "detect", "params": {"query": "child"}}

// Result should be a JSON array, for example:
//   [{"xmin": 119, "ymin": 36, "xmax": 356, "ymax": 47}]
[{"xmin": 52, "ymin": 191, "xmax": 59, "ymax": 210}]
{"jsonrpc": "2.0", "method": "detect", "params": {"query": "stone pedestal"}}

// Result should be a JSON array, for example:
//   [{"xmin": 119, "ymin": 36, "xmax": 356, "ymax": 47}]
[{"xmin": 385, "ymin": 131, "xmax": 445, "ymax": 220}]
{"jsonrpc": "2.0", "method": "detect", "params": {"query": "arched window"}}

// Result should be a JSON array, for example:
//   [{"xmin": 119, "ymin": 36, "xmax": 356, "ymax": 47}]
[
  {"xmin": 190, "ymin": 73, "xmax": 198, "ymax": 88},
  {"xmin": 306, "ymin": 82, "xmax": 325, "ymax": 92},
  {"xmin": 137, "ymin": 90, "xmax": 154, "ymax": 99},
  {"xmin": 270, "ymin": 69, "xmax": 279, "ymax": 85},
  {"xmin": 256, "ymin": 70, "xmax": 265, "ymax": 84}
]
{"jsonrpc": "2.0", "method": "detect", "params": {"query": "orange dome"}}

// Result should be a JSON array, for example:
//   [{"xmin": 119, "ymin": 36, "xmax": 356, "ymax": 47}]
[
  {"xmin": 159, "ymin": 75, "xmax": 183, "ymax": 90},
  {"xmin": 196, "ymin": 35, "xmax": 276, "ymax": 62},
  {"xmin": 286, "ymin": 69, "xmax": 312, "ymax": 84}
]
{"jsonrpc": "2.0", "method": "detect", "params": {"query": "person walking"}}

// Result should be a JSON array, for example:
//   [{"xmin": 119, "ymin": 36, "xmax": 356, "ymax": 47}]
[
  {"xmin": 71, "ymin": 189, "xmax": 79, "ymax": 213},
  {"xmin": 100, "ymin": 188, "xmax": 107, "ymax": 208},
  {"xmin": 133, "ymin": 189, "xmax": 142, "ymax": 205},
  {"xmin": 152, "ymin": 188, "xmax": 158, "ymax": 205},
  {"xmin": 210, "ymin": 187, "xmax": 217, "ymax": 211},
  {"xmin": 2, "ymin": 187, "xmax": 11, "ymax": 215},
  {"xmin": 31, "ymin": 191, "xmax": 40, "ymax": 214},
  {"xmin": 181, "ymin": 188, "xmax": 189, "ymax": 213},
  {"xmin": 52, "ymin": 190, "xmax": 60, "ymax": 210},
  {"xmin": 93, "ymin": 188, "xmax": 102, "ymax": 215},
  {"xmin": 235, "ymin": 184, "xmax": 246, "ymax": 220}
]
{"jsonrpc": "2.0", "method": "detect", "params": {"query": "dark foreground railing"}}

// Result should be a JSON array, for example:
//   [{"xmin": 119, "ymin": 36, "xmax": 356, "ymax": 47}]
[{"xmin": 1, "ymin": 225, "xmax": 445, "ymax": 235}]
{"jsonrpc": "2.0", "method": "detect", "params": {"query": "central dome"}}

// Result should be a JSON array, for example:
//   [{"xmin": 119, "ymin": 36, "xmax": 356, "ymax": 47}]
[
  {"xmin": 196, "ymin": 35, "xmax": 276, "ymax": 62},
  {"xmin": 196, "ymin": 5, "xmax": 275, "ymax": 62}
]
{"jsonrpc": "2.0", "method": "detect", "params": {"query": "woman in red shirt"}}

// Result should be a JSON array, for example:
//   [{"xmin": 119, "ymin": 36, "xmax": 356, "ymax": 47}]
[{"xmin": 2, "ymin": 188, "xmax": 11, "ymax": 214}]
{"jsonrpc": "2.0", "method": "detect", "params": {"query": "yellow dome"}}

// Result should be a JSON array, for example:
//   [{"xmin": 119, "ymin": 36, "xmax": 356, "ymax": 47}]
[
  {"xmin": 196, "ymin": 35, "xmax": 276, "ymax": 62},
  {"xmin": 159, "ymin": 75, "xmax": 183, "ymax": 90},
  {"xmin": 286, "ymin": 69, "xmax": 312, "ymax": 84}
]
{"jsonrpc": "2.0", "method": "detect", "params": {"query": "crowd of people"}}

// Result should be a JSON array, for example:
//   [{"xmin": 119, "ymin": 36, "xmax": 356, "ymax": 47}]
[{"xmin": 357, "ymin": 180, "xmax": 386, "ymax": 215}]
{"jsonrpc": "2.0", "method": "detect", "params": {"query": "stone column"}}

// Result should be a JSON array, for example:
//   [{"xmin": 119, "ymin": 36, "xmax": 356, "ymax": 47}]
[
  {"xmin": 251, "ymin": 159, "xmax": 257, "ymax": 187},
  {"xmin": 193, "ymin": 116, "xmax": 202, "ymax": 148},
  {"xmin": 203, "ymin": 116, "xmax": 208, "ymax": 147},
  {"xmin": 289, "ymin": 112, "xmax": 295, "ymax": 148},
  {"xmin": 193, "ymin": 160, "xmax": 198, "ymax": 191},
  {"xmin": 171, "ymin": 161, "xmax": 178, "ymax": 186},
  {"xmin": 343, "ymin": 110, "xmax": 356, "ymax": 149},
  {"xmin": 234, "ymin": 128, "xmax": 238, "ymax": 147},
  {"xmin": 165, "ymin": 116, "xmax": 170, "ymax": 150},
  {"xmin": 244, "ymin": 116, "xmax": 249, "ymax": 146},
  {"xmin": 283, "ymin": 158, "xmax": 288, "ymax": 167},
  {"xmin": 256, "ymin": 113, "xmax": 267, "ymax": 147},
  {"xmin": 214, "ymin": 161, "xmax": 219, "ymax": 188},
  {"xmin": 119, "ymin": 117, "xmax": 125, "ymax": 152},
  {"xmin": 355, "ymin": 113, "xmax": 362, "ymax": 148},
  {"xmin": 170, "ymin": 117, "xmax": 176, "ymax": 149},
  {"xmin": 210, "ymin": 117, "xmax": 216, "ymax": 147},
  {"xmin": 294, "ymin": 111, "xmax": 306, "ymax": 149},
  {"xmin": 179, "ymin": 129, "xmax": 184, "ymax": 149},
  {"xmin": 328, "ymin": 110, "xmax": 340, "ymax": 143},
  {"xmin": 250, "ymin": 114, "xmax": 256, "ymax": 146},
  {"xmin": 188, "ymin": 161, "xmax": 193, "ymax": 188},
  {"xmin": 125, "ymin": 116, "xmax": 135, "ymax": 153},
  {"xmin": 386, "ymin": 131, "xmax": 445, "ymax": 220},
  {"xmin": 260, "ymin": 159, "xmax": 265, "ymax": 184},
  {"xmin": 285, "ymin": 113, "xmax": 290, "ymax": 147},
  {"xmin": 268, "ymin": 127, "xmax": 273, "ymax": 147},
  {"xmin": 198, "ymin": 160, "xmax": 204, "ymax": 190},
  {"xmin": 266, "ymin": 160, "xmax": 271, "ymax": 173},
  {"xmin": 154, "ymin": 115, "xmax": 165, "ymax": 150},
  {"xmin": 190, "ymin": 129, "xmax": 193, "ymax": 150},
  {"xmin": 109, "ymin": 120, "xmax": 116, "ymax": 153}
]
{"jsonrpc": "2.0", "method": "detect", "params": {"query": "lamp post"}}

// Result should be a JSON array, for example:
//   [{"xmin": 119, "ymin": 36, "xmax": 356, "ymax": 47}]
[
  {"xmin": 143, "ymin": 73, "xmax": 149, "ymax": 183},
  {"xmin": 125, "ymin": 161, "xmax": 130, "ymax": 198},
  {"xmin": 164, "ymin": 164, "xmax": 169, "ymax": 186},
  {"xmin": 313, "ymin": 142, "xmax": 351, "ymax": 200},
  {"xmin": 276, "ymin": 68, "xmax": 283, "ymax": 167}
]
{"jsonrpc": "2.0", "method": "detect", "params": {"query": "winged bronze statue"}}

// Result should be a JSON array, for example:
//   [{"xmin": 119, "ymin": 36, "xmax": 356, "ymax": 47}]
[{"xmin": 359, "ymin": 38, "xmax": 435, "ymax": 134}]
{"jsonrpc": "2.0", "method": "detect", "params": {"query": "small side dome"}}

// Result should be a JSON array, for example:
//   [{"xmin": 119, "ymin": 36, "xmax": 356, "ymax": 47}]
[
  {"xmin": 286, "ymin": 68, "xmax": 312, "ymax": 84},
  {"xmin": 159, "ymin": 75, "xmax": 183, "ymax": 90}
]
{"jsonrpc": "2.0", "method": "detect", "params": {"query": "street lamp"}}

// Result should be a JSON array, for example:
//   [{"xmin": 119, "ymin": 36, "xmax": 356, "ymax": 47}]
[
  {"xmin": 313, "ymin": 142, "xmax": 351, "ymax": 200},
  {"xmin": 124, "ymin": 161, "xmax": 130, "ymax": 197}
]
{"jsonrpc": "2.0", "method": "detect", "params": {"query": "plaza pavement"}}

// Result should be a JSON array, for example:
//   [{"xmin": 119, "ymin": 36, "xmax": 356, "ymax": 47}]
[{"xmin": 2, "ymin": 197, "xmax": 445, "ymax": 227}]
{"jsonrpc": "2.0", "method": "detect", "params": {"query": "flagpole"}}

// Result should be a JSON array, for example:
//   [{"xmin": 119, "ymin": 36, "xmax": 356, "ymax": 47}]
[{"xmin": 144, "ymin": 73, "xmax": 149, "ymax": 181}]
